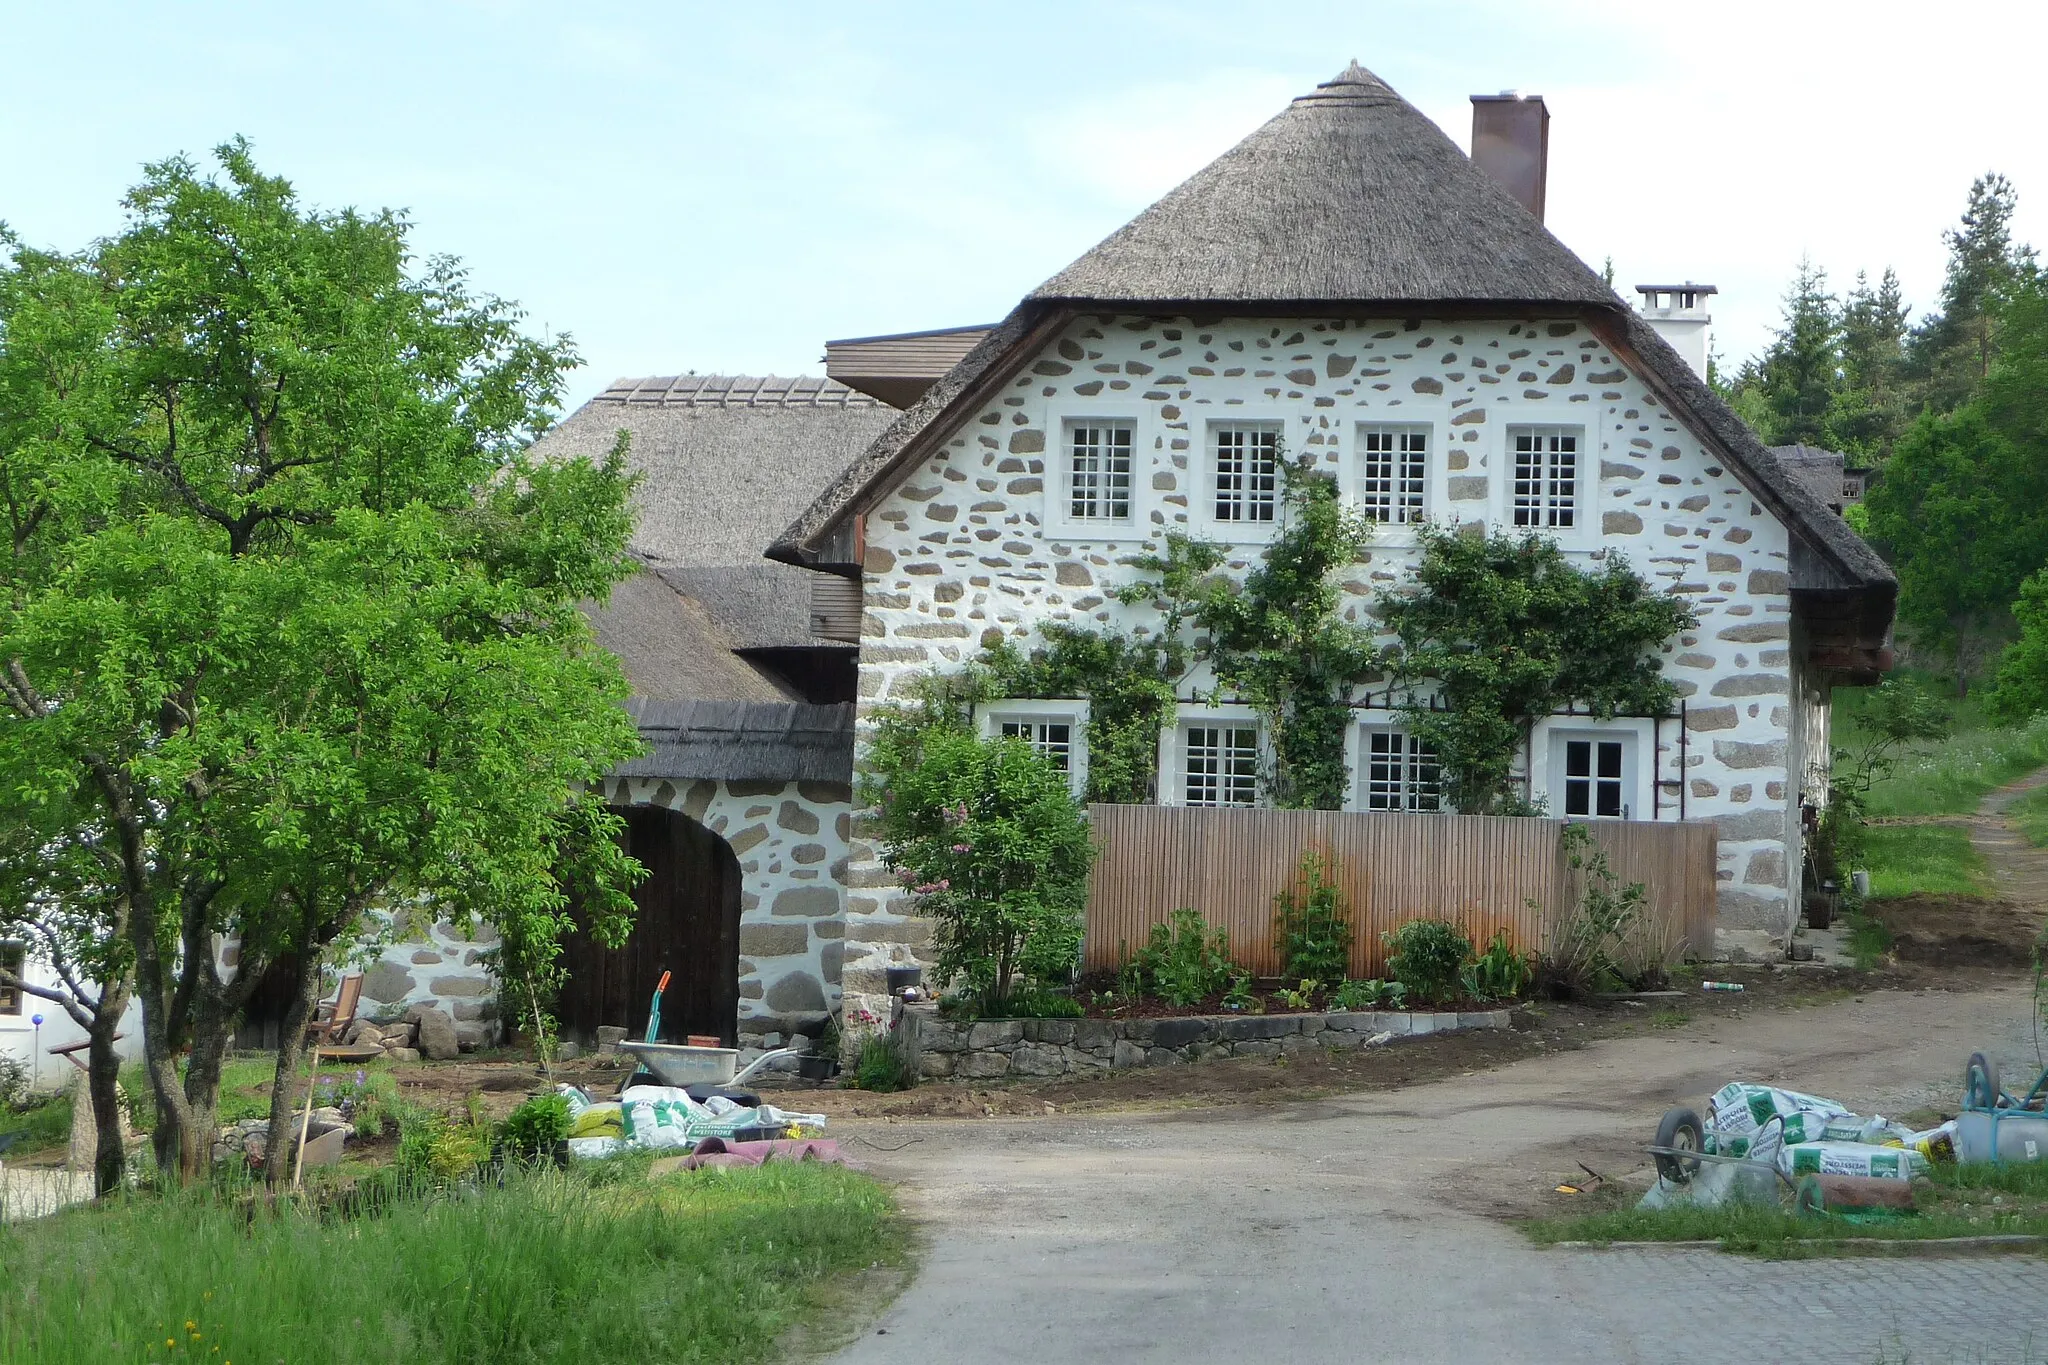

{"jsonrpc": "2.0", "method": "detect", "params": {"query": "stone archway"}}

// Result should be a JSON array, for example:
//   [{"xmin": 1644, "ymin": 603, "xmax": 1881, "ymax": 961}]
[{"xmin": 556, "ymin": 804, "xmax": 742, "ymax": 1046}]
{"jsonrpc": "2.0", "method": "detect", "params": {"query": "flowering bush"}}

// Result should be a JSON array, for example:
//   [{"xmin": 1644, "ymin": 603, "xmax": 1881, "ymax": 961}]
[{"xmin": 863, "ymin": 693, "xmax": 1094, "ymax": 1014}]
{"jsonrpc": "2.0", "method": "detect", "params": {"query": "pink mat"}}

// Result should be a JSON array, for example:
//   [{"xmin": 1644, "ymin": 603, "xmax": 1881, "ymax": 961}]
[{"xmin": 681, "ymin": 1137, "xmax": 856, "ymax": 1169}]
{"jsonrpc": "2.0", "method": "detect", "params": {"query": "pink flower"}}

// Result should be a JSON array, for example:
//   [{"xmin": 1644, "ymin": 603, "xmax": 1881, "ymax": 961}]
[
  {"xmin": 911, "ymin": 879, "xmax": 951, "ymax": 895},
  {"xmin": 951, "ymin": 843, "xmax": 972, "ymax": 854},
  {"xmin": 942, "ymin": 801, "xmax": 969, "ymax": 827}
]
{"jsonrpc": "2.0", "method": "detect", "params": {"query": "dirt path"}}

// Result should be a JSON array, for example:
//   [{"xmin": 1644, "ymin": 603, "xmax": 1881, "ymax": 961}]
[
  {"xmin": 1873, "ymin": 769, "xmax": 2048, "ymax": 970},
  {"xmin": 1976, "ymin": 767, "xmax": 2048, "ymax": 908},
  {"xmin": 828, "ymin": 980, "xmax": 2046, "ymax": 1365}
]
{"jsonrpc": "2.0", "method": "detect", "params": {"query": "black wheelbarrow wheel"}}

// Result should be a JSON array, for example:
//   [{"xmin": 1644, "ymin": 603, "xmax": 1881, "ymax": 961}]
[{"xmin": 1654, "ymin": 1106, "xmax": 1705, "ymax": 1184}]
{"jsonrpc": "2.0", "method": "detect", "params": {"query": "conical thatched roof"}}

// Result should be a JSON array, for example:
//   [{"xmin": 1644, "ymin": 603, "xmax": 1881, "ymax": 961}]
[{"xmin": 1031, "ymin": 61, "xmax": 1613, "ymax": 309}]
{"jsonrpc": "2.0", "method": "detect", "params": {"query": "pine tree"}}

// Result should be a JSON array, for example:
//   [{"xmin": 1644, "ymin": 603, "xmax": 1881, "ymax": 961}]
[
  {"xmin": 1746, "ymin": 258, "xmax": 1842, "ymax": 446},
  {"xmin": 1828, "ymin": 267, "xmax": 1911, "ymax": 459},
  {"xmin": 1908, "ymin": 174, "xmax": 2036, "ymax": 414}
]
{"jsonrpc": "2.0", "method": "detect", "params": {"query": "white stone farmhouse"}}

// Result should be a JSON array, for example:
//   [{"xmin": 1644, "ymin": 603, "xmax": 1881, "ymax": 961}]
[{"xmin": 761, "ymin": 63, "xmax": 1895, "ymax": 1031}]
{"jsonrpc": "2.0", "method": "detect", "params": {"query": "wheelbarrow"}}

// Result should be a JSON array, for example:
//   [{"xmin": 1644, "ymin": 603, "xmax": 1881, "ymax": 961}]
[
  {"xmin": 1649, "ymin": 1107, "xmax": 1919, "ymax": 1220},
  {"xmin": 1958, "ymin": 1051, "xmax": 2048, "ymax": 1164},
  {"xmin": 615, "ymin": 1041, "xmax": 802, "ymax": 1090},
  {"xmin": 1647, "ymin": 1106, "xmax": 1795, "ymax": 1192}
]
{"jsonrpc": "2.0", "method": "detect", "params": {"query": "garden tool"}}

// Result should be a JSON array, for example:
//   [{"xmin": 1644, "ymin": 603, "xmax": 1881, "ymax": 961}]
[{"xmin": 645, "ymin": 970, "xmax": 671, "ymax": 1043}]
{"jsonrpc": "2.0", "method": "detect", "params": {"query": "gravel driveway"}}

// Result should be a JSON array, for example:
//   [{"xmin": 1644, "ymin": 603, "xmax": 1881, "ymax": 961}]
[{"xmin": 832, "ymin": 981, "xmax": 2048, "ymax": 1364}]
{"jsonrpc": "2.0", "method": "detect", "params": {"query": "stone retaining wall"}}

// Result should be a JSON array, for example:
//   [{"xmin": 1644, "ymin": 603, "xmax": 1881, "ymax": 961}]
[{"xmin": 900, "ymin": 1006, "xmax": 1512, "ymax": 1081}]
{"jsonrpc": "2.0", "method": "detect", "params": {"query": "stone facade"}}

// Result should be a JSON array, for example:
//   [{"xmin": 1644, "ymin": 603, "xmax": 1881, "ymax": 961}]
[
  {"xmin": 901, "ymin": 1005, "xmax": 1512, "ymax": 1080},
  {"xmin": 602, "ymin": 774, "xmax": 849, "ymax": 1035},
  {"xmin": 352, "ymin": 909, "xmax": 504, "ymax": 1050},
  {"xmin": 844, "ymin": 313, "xmax": 1824, "ymax": 1014}
]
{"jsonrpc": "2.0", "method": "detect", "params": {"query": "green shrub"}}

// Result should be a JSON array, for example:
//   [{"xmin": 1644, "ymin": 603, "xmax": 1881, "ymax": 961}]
[
  {"xmin": 0, "ymin": 1056, "xmax": 27, "ymax": 1110},
  {"xmin": 1134, "ymin": 908, "xmax": 1237, "ymax": 1007},
  {"xmin": 1330, "ymin": 977, "xmax": 1403, "ymax": 1011},
  {"xmin": 852, "ymin": 1036, "xmax": 911, "ymax": 1093},
  {"xmin": 1384, "ymin": 918, "xmax": 1471, "ymax": 1004},
  {"xmin": 498, "ymin": 1093, "xmax": 573, "ymax": 1163},
  {"xmin": 1460, "ymin": 930, "xmax": 1533, "ymax": 1002},
  {"xmin": 1273, "ymin": 848, "xmax": 1353, "ymax": 988},
  {"xmin": 1537, "ymin": 822, "xmax": 1647, "ymax": 998},
  {"xmin": 984, "ymin": 988, "xmax": 1084, "ymax": 1020},
  {"xmin": 396, "ymin": 1105, "xmax": 491, "ymax": 1183},
  {"xmin": 1221, "ymin": 974, "xmax": 1257, "ymax": 1012}
]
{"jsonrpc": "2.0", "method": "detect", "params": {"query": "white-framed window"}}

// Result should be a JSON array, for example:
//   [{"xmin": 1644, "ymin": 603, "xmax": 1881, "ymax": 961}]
[
  {"xmin": 1357, "ymin": 424, "xmax": 1430, "ymax": 525},
  {"xmin": 0, "ymin": 942, "xmax": 22, "ymax": 1017},
  {"xmin": 978, "ymin": 699, "xmax": 1089, "ymax": 797},
  {"xmin": 1510, "ymin": 425, "xmax": 1581, "ymax": 530},
  {"xmin": 1210, "ymin": 422, "xmax": 1281, "ymax": 525},
  {"xmin": 1361, "ymin": 728, "xmax": 1442, "ymax": 812},
  {"xmin": 1550, "ymin": 730, "xmax": 1635, "ymax": 820},
  {"xmin": 1064, "ymin": 420, "xmax": 1134, "ymax": 523},
  {"xmin": 1184, "ymin": 725, "xmax": 1260, "ymax": 807}
]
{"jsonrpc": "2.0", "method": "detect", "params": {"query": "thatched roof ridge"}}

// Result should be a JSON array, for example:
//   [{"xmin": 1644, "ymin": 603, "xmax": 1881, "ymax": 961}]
[{"xmin": 614, "ymin": 699, "xmax": 854, "ymax": 783}]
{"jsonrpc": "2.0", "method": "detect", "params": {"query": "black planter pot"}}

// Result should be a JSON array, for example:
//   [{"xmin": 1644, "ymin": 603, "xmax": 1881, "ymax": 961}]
[{"xmin": 797, "ymin": 1055, "xmax": 841, "ymax": 1081}]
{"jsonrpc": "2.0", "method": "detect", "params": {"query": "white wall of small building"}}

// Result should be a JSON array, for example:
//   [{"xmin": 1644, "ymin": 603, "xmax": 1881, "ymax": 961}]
[
  {"xmin": 0, "ymin": 946, "xmax": 144, "ymax": 1093},
  {"xmin": 845, "ymin": 312, "xmax": 1816, "ymax": 1020}
]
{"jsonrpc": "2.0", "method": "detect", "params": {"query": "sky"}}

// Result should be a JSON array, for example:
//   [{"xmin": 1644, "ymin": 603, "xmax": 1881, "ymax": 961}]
[{"xmin": 6, "ymin": 1, "xmax": 2047, "ymax": 411}]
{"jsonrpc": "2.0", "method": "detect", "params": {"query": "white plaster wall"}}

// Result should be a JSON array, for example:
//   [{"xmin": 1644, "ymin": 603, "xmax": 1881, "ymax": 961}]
[
  {"xmin": 846, "ymin": 313, "xmax": 1814, "ymax": 1001},
  {"xmin": 0, "ymin": 950, "xmax": 143, "ymax": 1092}
]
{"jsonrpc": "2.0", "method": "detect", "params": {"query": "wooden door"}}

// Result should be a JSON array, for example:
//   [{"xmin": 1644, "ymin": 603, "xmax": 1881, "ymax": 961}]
[{"xmin": 556, "ymin": 805, "xmax": 741, "ymax": 1046}]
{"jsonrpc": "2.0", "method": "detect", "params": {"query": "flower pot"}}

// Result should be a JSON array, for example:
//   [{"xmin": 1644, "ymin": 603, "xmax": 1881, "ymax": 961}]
[{"xmin": 797, "ymin": 1055, "xmax": 840, "ymax": 1081}]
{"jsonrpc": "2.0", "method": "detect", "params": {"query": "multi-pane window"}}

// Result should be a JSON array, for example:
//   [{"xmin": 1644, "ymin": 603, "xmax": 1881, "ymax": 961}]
[
  {"xmin": 0, "ymin": 943, "xmax": 22, "ymax": 1016},
  {"xmin": 1358, "ymin": 426, "xmax": 1429, "ymax": 524},
  {"xmin": 998, "ymin": 718, "xmax": 1074, "ymax": 776},
  {"xmin": 1562, "ymin": 737, "xmax": 1628, "ymax": 819},
  {"xmin": 1512, "ymin": 426, "xmax": 1580, "ymax": 529},
  {"xmin": 1212, "ymin": 424, "xmax": 1280, "ymax": 523},
  {"xmin": 1364, "ymin": 730, "xmax": 1442, "ymax": 812},
  {"xmin": 1183, "ymin": 726, "xmax": 1259, "ymax": 807},
  {"xmin": 1066, "ymin": 422, "xmax": 1134, "ymax": 521}
]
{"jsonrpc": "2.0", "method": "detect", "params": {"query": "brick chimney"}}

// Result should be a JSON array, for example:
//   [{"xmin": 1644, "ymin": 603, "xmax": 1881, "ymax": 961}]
[
  {"xmin": 1470, "ymin": 92, "xmax": 1549, "ymax": 221},
  {"xmin": 1634, "ymin": 283, "xmax": 1717, "ymax": 381}
]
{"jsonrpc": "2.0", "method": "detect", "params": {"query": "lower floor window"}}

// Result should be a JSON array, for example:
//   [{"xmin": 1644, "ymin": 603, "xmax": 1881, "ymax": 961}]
[
  {"xmin": 1561, "ymin": 736, "xmax": 1628, "ymax": 819},
  {"xmin": 1184, "ymin": 725, "xmax": 1259, "ymax": 807},
  {"xmin": 1364, "ymin": 729, "xmax": 1441, "ymax": 811},
  {"xmin": 0, "ymin": 943, "xmax": 22, "ymax": 1016},
  {"xmin": 998, "ymin": 717, "xmax": 1075, "ymax": 776}
]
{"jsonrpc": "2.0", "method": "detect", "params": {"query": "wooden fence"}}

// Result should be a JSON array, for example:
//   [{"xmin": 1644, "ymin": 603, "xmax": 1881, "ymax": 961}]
[{"xmin": 1083, "ymin": 805, "xmax": 1719, "ymax": 978}]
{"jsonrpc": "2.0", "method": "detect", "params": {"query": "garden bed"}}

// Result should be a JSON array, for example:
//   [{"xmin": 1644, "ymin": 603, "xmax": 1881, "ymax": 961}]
[{"xmin": 901, "ymin": 1004, "xmax": 1511, "ymax": 1081}]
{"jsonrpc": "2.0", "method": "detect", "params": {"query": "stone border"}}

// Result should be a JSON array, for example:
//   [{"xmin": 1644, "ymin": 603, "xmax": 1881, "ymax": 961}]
[{"xmin": 900, "ymin": 1006, "xmax": 1512, "ymax": 1081}]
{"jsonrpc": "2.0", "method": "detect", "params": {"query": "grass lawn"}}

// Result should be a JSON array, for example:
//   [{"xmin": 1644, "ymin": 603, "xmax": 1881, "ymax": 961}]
[
  {"xmin": 1861, "ymin": 824, "xmax": 1994, "ymax": 898},
  {"xmin": 1524, "ymin": 1160, "xmax": 2048, "ymax": 1257},
  {"xmin": 0, "ymin": 1091, "xmax": 71, "ymax": 1156},
  {"xmin": 0, "ymin": 1161, "xmax": 899, "ymax": 1364},
  {"xmin": 1835, "ymin": 676, "xmax": 2048, "ymax": 819}
]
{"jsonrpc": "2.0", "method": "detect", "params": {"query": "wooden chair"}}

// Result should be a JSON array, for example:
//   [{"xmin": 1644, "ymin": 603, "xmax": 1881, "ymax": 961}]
[{"xmin": 305, "ymin": 973, "xmax": 364, "ymax": 1048}]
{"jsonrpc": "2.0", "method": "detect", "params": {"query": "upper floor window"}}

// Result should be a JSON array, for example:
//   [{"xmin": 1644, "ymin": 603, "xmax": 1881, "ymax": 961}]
[
  {"xmin": 0, "ymin": 942, "xmax": 22, "ymax": 1016},
  {"xmin": 1363, "ymin": 728, "xmax": 1442, "ymax": 812},
  {"xmin": 1065, "ymin": 421, "xmax": 1134, "ymax": 522},
  {"xmin": 1357, "ymin": 424, "xmax": 1429, "ymax": 525},
  {"xmin": 1511, "ymin": 425, "xmax": 1580, "ymax": 530},
  {"xmin": 1211, "ymin": 423, "xmax": 1280, "ymax": 524},
  {"xmin": 1183, "ymin": 724, "xmax": 1259, "ymax": 807}
]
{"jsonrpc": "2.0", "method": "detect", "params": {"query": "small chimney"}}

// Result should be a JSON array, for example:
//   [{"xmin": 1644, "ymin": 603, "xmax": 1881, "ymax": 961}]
[
  {"xmin": 1634, "ymin": 283, "xmax": 1717, "ymax": 381},
  {"xmin": 1470, "ymin": 92, "xmax": 1549, "ymax": 220}
]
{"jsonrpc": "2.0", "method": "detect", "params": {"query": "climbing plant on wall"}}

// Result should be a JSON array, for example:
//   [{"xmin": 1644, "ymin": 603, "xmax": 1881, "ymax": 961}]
[{"xmin": 1373, "ymin": 526, "xmax": 1698, "ymax": 814}]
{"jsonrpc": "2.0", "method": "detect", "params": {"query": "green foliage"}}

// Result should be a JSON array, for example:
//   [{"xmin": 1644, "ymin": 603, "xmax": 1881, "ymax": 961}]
[
  {"xmin": 1133, "ymin": 908, "xmax": 1238, "ymax": 1008},
  {"xmin": 1814, "ymin": 676, "xmax": 1952, "ymax": 881},
  {"xmin": 0, "ymin": 142, "xmax": 645, "ymax": 1175},
  {"xmin": 1460, "ymin": 930, "xmax": 1534, "ymax": 1003},
  {"xmin": 1376, "ymin": 526, "xmax": 1696, "ymax": 812},
  {"xmin": 0, "ymin": 1056, "xmax": 25, "ymax": 1111},
  {"xmin": 981, "ymin": 988, "xmax": 1085, "ymax": 1020},
  {"xmin": 1331, "ymin": 978, "xmax": 1404, "ymax": 1011},
  {"xmin": 1861, "ymin": 824, "xmax": 1992, "ymax": 899},
  {"xmin": 346, "ymin": 1071, "xmax": 406, "ymax": 1140},
  {"xmin": 1274, "ymin": 980, "xmax": 1318, "ymax": 1010},
  {"xmin": 1272, "ymin": 847, "xmax": 1354, "ymax": 987},
  {"xmin": 1991, "ymin": 568, "xmax": 2048, "ymax": 722},
  {"xmin": 0, "ymin": 1163, "xmax": 897, "ymax": 1364},
  {"xmin": 1195, "ymin": 455, "xmax": 1376, "ymax": 808},
  {"xmin": 1221, "ymin": 973, "xmax": 1257, "ymax": 1012},
  {"xmin": 2011, "ymin": 782, "xmax": 2048, "ymax": 849},
  {"xmin": 1383, "ymin": 918, "xmax": 1471, "ymax": 1005},
  {"xmin": 1909, "ymin": 173, "xmax": 2035, "ymax": 416},
  {"xmin": 0, "ymin": 1086, "xmax": 71, "ymax": 1155},
  {"xmin": 396, "ymin": 1104, "xmax": 491, "ymax": 1183},
  {"xmin": 498, "ymin": 1093, "xmax": 573, "ymax": 1162},
  {"xmin": 851, "ymin": 1035, "xmax": 910, "ymax": 1093},
  {"xmin": 1834, "ymin": 673, "xmax": 2048, "ymax": 817},
  {"xmin": 861, "ymin": 693, "xmax": 1094, "ymax": 1013},
  {"xmin": 1538, "ymin": 823, "xmax": 1648, "ymax": 997},
  {"xmin": 979, "ymin": 628, "xmax": 1182, "ymax": 804}
]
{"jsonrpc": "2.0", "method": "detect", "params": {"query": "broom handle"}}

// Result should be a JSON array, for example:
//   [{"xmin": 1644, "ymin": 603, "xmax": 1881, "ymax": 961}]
[{"xmin": 292, "ymin": 1040, "xmax": 321, "ymax": 1190}]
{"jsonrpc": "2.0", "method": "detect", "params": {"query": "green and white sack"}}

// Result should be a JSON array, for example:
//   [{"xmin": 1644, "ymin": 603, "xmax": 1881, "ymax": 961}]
[
  {"xmin": 1779, "ymin": 1141, "xmax": 1928, "ymax": 1180},
  {"xmin": 1703, "ymin": 1082, "xmax": 1850, "ymax": 1158}
]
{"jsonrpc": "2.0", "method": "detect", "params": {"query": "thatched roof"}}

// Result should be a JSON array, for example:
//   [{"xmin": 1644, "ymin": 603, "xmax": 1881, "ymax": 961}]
[
  {"xmin": 1031, "ymin": 61, "xmax": 1613, "ymax": 309},
  {"xmin": 581, "ymin": 565, "xmax": 794, "ymax": 704},
  {"xmin": 767, "ymin": 62, "xmax": 1895, "ymax": 620},
  {"xmin": 613, "ymin": 700, "xmax": 854, "ymax": 784},
  {"xmin": 536, "ymin": 374, "xmax": 896, "ymax": 569}
]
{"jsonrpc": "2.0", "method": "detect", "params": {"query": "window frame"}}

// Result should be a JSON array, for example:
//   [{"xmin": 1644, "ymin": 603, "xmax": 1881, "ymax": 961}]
[
  {"xmin": 1352, "ymin": 421, "xmax": 1435, "ymax": 534},
  {"xmin": 1203, "ymin": 418, "xmax": 1287, "ymax": 540},
  {"xmin": 977, "ymin": 698, "xmax": 1090, "ymax": 798},
  {"xmin": 1040, "ymin": 408, "xmax": 1150, "ymax": 542},
  {"xmin": 0, "ymin": 941, "xmax": 24, "ymax": 1018},
  {"xmin": 1159, "ymin": 703, "xmax": 1264, "ymax": 808},
  {"xmin": 1506, "ymin": 423, "xmax": 1587, "ymax": 535},
  {"xmin": 1356, "ymin": 723, "xmax": 1446, "ymax": 813},
  {"xmin": 1534, "ymin": 718, "xmax": 1656, "ymax": 822}
]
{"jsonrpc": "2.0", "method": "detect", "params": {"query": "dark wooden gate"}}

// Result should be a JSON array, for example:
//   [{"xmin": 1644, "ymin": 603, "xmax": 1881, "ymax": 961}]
[{"xmin": 556, "ymin": 805, "xmax": 741, "ymax": 1046}]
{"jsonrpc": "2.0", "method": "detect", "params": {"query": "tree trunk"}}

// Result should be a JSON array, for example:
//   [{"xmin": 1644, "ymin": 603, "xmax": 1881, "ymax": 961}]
[
  {"xmin": 262, "ymin": 952, "xmax": 324, "ymax": 1186},
  {"xmin": 86, "ymin": 995, "xmax": 130, "ymax": 1198},
  {"xmin": 177, "ymin": 1016, "xmax": 234, "ymax": 1181},
  {"xmin": 143, "ymin": 1042, "xmax": 192, "ymax": 1180}
]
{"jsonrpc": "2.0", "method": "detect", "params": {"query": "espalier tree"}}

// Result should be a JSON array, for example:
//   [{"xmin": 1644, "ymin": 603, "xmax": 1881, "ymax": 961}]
[{"xmin": 0, "ymin": 143, "xmax": 644, "ymax": 1185}]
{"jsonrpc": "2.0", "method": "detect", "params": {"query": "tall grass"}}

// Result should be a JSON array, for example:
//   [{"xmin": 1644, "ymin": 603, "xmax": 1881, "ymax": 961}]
[
  {"xmin": 0, "ymin": 1162, "xmax": 896, "ymax": 1364},
  {"xmin": 1836, "ymin": 678, "xmax": 2048, "ymax": 818},
  {"xmin": 2012, "ymin": 782, "xmax": 2048, "ymax": 849}
]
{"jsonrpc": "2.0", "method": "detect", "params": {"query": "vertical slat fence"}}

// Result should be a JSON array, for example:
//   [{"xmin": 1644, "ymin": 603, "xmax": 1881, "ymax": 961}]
[{"xmin": 1084, "ymin": 805, "xmax": 1718, "ymax": 978}]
